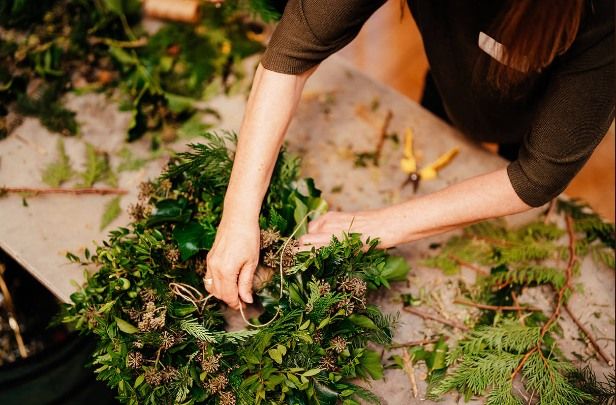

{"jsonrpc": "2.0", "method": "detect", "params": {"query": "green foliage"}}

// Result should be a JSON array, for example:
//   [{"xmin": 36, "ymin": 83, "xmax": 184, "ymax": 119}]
[
  {"xmin": 41, "ymin": 139, "xmax": 74, "ymax": 187},
  {"xmin": 78, "ymin": 143, "xmax": 117, "ymax": 187},
  {"xmin": 558, "ymin": 199, "xmax": 615, "ymax": 269},
  {"xmin": 100, "ymin": 196, "xmax": 121, "ymax": 230},
  {"xmin": 568, "ymin": 365, "xmax": 616, "ymax": 405},
  {"xmin": 424, "ymin": 205, "xmax": 615, "ymax": 405},
  {"xmin": 432, "ymin": 322, "xmax": 591, "ymax": 405},
  {"xmin": 63, "ymin": 132, "xmax": 410, "ymax": 404},
  {"xmin": 1, "ymin": 0, "xmax": 268, "ymax": 140}
]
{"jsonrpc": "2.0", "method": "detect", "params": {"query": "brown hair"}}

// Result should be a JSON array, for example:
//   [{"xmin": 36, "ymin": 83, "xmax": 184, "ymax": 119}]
[{"xmin": 486, "ymin": 0, "xmax": 584, "ymax": 93}]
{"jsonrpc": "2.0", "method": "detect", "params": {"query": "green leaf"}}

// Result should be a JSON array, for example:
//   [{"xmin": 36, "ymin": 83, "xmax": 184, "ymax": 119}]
[
  {"xmin": 358, "ymin": 350, "xmax": 384, "ymax": 380},
  {"xmin": 381, "ymin": 256, "xmax": 410, "ymax": 282},
  {"xmin": 114, "ymin": 317, "xmax": 139, "ymax": 334},
  {"xmin": 292, "ymin": 195, "xmax": 309, "ymax": 237},
  {"xmin": 268, "ymin": 347, "xmax": 283, "ymax": 364},
  {"xmin": 42, "ymin": 139, "xmax": 74, "ymax": 187},
  {"xmin": 172, "ymin": 221, "xmax": 215, "ymax": 260},
  {"xmin": 349, "ymin": 314, "xmax": 378, "ymax": 330},
  {"xmin": 302, "ymin": 368, "xmax": 321, "ymax": 377},
  {"xmin": 100, "ymin": 197, "xmax": 122, "ymax": 230},
  {"xmin": 147, "ymin": 198, "xmax": 191, "ymax": 226}
]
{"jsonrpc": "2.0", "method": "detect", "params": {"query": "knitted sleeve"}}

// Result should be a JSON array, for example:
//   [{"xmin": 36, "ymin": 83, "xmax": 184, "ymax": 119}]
[
  {"xmin": 261, "ymin": 0, "xmax": 386, "ymax": 74},
  {"xmin": 507, "ymin": 3, "xmax": 615, "ymax": 207}
]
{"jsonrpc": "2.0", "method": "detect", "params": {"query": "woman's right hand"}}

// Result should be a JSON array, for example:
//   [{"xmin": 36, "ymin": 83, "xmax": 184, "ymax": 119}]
[{"xmin": 205, "ymin": 215, "xmax": 260, "ymax": 310}]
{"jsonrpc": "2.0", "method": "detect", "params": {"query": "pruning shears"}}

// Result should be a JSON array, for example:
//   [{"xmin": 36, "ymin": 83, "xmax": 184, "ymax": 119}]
[{"xmin": 400, "ymin": 128, "xmax": 459, "ymax": 192}]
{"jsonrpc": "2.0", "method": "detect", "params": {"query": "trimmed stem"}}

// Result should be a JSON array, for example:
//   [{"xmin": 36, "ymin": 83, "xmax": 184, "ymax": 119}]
[
  {"xmin": 1, "ymin": 186, "xmax": 128, "ymax": 196},
  {"xmin": 453, "ymin": 298, "xmax": 541, "ymax": 312},
  {"xmin": 403, "ymin": 306, "xmax": 469, "ymax": 331}
]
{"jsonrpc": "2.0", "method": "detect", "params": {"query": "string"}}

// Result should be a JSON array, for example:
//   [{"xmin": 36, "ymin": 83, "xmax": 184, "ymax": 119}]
[
  {"xmin": 238, "ymin": 210, "xmax": 314, "ymax": 328},
  {"xmin": 170, "ymin": 210, "xmax": 315, "ymax": 328}
]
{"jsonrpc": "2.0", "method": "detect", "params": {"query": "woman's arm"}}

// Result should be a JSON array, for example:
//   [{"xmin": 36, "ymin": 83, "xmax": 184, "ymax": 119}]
[
  {"xmin": 206, "ymin": 64, "xmax": 316, "ymax": 309},
  {"xmin": 299, "ymin": 167, "xmax": 531, "ymax": 249}
]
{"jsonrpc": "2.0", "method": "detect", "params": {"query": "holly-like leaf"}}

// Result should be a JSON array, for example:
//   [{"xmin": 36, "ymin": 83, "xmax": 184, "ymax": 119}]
[{"xmin": 172, "ymin": 221, "xmax": 215, "ymax": 260}]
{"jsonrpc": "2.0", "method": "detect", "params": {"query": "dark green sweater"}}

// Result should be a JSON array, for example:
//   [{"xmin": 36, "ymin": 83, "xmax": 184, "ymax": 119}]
[{"xmin": 261, "ymin": 0, "xmax": 615, "ymax": 207}]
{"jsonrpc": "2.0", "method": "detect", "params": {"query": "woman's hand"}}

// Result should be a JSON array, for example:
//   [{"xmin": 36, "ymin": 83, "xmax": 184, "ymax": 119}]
[
  {"xmin": 299, "ymin": 210, "xmax": 399, "ymax": 250},
  {"xmin": 205, "ymin": 217, "xmax": 260, "ymax": 310}
]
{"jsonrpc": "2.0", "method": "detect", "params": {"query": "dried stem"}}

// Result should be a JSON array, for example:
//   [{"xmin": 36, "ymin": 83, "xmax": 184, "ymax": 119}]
[
  {"xmin": 453, "ymin": 298, "xmax": 541, "ymax": 312},
  {"xmin": 403, "ymin": 306, "xmax": 469, "ymax": 331},
  {"xmin": 0, "ymin": 263, "xmax": 28, "ymax": 358},
  {"xmin": 401, "ymin": 348, "xmax": 419, "ymax": 398},
  {"xmin": 1, "ymin": 186, "xmax": 128, "ymax": 196},
  {"xmin": 375, "ymin": 109, "xmax": 393, "ymax": 164},
  {"xmin": 449, "ymin": 256, "xmax": 488, "ymax": 276},
  {"xmin": 390, "ymin": 336, "xmax": 448, "ymax": 349},
  {"xmin": 563, "ymin": 303, "xmax": 614, "ymax": 366}
]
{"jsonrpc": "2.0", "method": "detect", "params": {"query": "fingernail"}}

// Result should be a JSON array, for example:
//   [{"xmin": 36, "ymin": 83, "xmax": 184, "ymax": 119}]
[{"xmin": 246, "ymin": 296, "xmax": 253, "ymax": 303}]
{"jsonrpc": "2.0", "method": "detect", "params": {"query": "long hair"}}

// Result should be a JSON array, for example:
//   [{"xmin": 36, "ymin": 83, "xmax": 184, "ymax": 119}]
[{"xmin": 485, "ymin": 0, "xmax": 584, "ymax": 93}]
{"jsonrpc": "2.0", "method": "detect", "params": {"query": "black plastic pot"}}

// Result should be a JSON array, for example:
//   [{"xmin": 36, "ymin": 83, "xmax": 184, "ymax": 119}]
[
  {"xmin": 0, "ymin": 334, "xmax": 118, "ymax": 405},
  {"xmin": 0, "ymin": 251, "xmax": 117, "ymax": 405}
]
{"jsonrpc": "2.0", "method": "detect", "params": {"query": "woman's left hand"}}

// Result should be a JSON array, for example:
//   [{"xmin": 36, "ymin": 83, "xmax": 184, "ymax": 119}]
[{"xmin": 298, "ymin": 209, "xmax": 398, "ymax": 250}]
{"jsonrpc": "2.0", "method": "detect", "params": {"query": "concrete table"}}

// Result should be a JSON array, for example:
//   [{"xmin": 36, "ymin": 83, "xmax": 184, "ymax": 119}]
[{"xmin": 0, "ymin": 56, "xmax": 613, "ymax": 404}]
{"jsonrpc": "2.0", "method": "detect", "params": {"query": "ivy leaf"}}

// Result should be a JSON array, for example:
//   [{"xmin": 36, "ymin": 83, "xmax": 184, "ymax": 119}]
[
  {"xmin": 147, "ymin": 198, "xmax": 191, "ymax": 226},
  {"xmin": 100, "ymin": 196, "xmax": 122, "ymax": 230},
  {"xmin": 114, "ymin": 317, "xmax": 139, "ymax": 334},
  {"xmin": 172, "ymin": 221, "xmax": 215, "ymax": 260}
]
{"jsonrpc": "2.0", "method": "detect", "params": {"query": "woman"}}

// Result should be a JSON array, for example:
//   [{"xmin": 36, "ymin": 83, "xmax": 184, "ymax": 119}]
[{"xmin": 205, "ymin": 0, "xmax": 614, "ymax": 309}]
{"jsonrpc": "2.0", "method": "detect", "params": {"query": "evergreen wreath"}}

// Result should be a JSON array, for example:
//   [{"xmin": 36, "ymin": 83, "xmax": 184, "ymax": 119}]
[{"xmin": 62, "ymin": 132, "xmax": 410, "ymax": 405}]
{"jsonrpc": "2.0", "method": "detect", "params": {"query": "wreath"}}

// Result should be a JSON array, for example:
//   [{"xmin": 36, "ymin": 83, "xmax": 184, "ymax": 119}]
[{"xmin": 63, "ymin": 132, "xmax": 410, "ymax": 405}]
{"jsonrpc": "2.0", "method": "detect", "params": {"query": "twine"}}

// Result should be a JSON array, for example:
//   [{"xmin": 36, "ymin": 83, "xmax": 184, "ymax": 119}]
[{"xmin": 170, "ymin": 211, "xmax": 315, "ymax": 329}]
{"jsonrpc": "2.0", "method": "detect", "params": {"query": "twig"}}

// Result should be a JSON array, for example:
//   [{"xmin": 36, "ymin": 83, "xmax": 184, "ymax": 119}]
[
  {"xmin": 564, "ymin": 303, "xmax": 614, "ymax": 366},
  {"xmin": 390, "ymin": 336, "xmax": 448, "ymax": 349},
  {"xmin": 511, "ymin": 347, "xmax": 537, "ymax": 380},
  {"xmin": 1, "ymin": 186, "xmax": 128, "ymax": 196},
  {"xmin": 403, "ymin": 306, "xmax": 469, "ymax": 331},
  {"xmin": 401, "ymin": 349, "xmax": 419, "ymax": 398},
  {"xmin": 453, "ymin": 298, "xmax": 541, "ymax": 312},
  {"xmin": 0, "ymin": 263, "xmax": 28, "ymax": 358},
  {"xmin": 449, "ymin": 256, "xmax": 488, "ymax": 276},
  {"xmin": 375, "ymin": 109, "xmax": 393, "ymax": 164},
  {"xmin": 543, "ymin": 199, "xmax": 557, "ymax": 224}
]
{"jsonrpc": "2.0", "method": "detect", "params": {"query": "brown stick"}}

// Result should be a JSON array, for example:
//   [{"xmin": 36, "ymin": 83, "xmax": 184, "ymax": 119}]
[
  {"xmin": 453, "ymin": 298, "xmax": 541, "ymax": 312},
  {"xmin": 564, "ymin": 303, "xmax": 614, "ymax": 366},
  {"xmin": 403, "ymin": 306, "xmax": 469, "ymax": 331},
  {"xmin": 449, "ymin": 256, "xmax": 489, "ymax": 276},
  {"xmin": 543, "ymin": 198, "xmax": 557, "ymax": 224},
  {"xmin": 401, "ymin": 348, "xmax": 419, "ymax": 398},
  {"xmin": 0, "ymin": 263, "xmax": 28, "ymax": 358},
  {"xmin": 1, "ymin": 186, "xmax": 128, "ymax": 196},
  {"xmin": 374, "ymin": 109, "xmax": 393, "ymax": 164},
  {"xmin": 390, "ymin": 336, "xmax": 448, "ymax": 349}
]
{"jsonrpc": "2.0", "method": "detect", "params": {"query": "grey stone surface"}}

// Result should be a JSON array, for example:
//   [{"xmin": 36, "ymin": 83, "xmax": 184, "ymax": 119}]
[{"xmin": 0, "ymin": 55, "xmax": 613, "ymax": 404}]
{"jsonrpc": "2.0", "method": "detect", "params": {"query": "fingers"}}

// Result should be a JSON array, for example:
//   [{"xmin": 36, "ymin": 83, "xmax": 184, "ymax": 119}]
[
  {"xmin": 205, "ymin": 255, "xmax": 241, "ymax": 310},
  {"xmin": 238, "ymin": 261, "xmax": 256, "ymax": 304},
  {"xmin": 298, "ymin": 233, "xmax": 331, "ymax": 251}
]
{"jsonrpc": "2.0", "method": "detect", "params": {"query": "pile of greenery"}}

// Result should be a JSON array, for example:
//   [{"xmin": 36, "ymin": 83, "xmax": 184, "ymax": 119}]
[
  {"xmin": 62, "ymin": 132, "xmax": 410, "ymax": 405},
  {"xmin": 0, "ymin": 0, "xmax": 276, "ymax": 141},
  {"xmin": 410, "ymin": 203, "xmax": 615, "ymax": 404}
]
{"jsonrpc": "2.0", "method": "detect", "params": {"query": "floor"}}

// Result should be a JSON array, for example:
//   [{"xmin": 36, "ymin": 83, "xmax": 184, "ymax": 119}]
[{"xmin": 339, "ymin": 0, "xmax": 615, "ymax": 221}]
